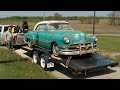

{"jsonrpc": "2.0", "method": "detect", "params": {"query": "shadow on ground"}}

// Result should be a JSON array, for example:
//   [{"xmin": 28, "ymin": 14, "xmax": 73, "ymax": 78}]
[
  {"xmin": 0, "ymin": 60, "xmax": 20, "ymax": 64},
  {"xmin": 52, "ymin": 64, "xmax": 116, "ymax": 79}
]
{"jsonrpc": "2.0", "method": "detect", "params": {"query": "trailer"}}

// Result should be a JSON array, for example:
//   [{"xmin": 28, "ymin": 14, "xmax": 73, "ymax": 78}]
[{"xmin": 22, "ymin": 46, "xmax": 119, "ymax": 76}]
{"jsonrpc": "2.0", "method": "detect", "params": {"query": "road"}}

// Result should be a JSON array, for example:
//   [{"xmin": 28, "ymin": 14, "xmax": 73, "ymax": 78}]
[
  {"xmin": 14, "ymin": 48, "xmax": 120, "ymax": 79},
  {"xmin": 96, "ymin": 34, "xmax": 120, "ymax": 37}
]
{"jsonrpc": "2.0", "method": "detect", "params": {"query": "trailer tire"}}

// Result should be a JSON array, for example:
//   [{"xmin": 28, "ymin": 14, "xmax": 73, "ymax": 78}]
[
  {"xmin": 39, "ymin": 54, "xmax": 48, "ymax": 71},
  {"xmin": 32, "ymin": 51, "xmax": 39, "ymax": 64}
]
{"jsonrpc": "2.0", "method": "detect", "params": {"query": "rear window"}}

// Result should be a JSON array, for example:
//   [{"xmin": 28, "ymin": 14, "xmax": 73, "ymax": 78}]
[{"xmin": 4, "ymin": 26, "xmax": 19, "ymax": 33}]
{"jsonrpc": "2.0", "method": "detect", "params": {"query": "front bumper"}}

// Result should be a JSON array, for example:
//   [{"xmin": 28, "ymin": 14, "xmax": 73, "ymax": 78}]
[
  {"xmin": 59, "ymin": 43, "xmax": 99, "ymax": 56},
  {"xmin": 59, "ymin": 48, "xmax": 99, "ymax": 56}
]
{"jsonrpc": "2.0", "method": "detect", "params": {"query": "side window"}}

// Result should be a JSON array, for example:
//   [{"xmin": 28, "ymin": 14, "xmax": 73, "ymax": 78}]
[
  {"xmin": 35, "ymin": 24, "xmax": 47, "ymax": 30},
  {"xmin": 0, "ymin": 26, "xmax": 2, "ymax": 32},
  {"xmin": 4, "ymin": 26, "xmax": 9, "ymax": 32}
]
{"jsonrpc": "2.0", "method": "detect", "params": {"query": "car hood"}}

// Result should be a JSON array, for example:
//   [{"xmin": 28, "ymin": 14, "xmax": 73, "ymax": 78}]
[{"xmin": 49, "ymin": 30, "xmax": 90, "ymax": 43}]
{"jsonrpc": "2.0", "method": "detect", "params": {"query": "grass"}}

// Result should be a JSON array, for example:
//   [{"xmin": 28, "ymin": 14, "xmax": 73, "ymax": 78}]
[
  {"xmin": 113, "ymin": 55, "xmax": 120, "ymax": 67},
  {"xmin": 97, "ymin": 36, "xmax": 120, "ymax": 66},
  {"xmin": 0, "ymin": 48, "xmax": 55, "ymax": 79},
  {"xmin": 68, "ymin": 20, "xmax": 120, "ymax": 34},
  {"xmin": 0, "ymin": 47, "xmax": 23, "ymax": 61},
  {"xmin": 97, "ymin": 36, "xmax": 120, "ymax": 52}
]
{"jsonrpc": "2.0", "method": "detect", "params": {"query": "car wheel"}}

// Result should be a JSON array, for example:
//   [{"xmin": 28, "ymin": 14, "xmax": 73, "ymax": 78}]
[
  {"xmin": 52, "ymin": 43, "xmax": 59, "ymax": 56},
  {"xmin": 32, "ymin": 51, "xmax": 39, "ymax": 64},
  {"xmin": 39, "ymin": 54, "xmax": 48, "ymax": 71},
  {"xmin": 28, "ymin": 40, "xmax": 32, "ymax": 48}
]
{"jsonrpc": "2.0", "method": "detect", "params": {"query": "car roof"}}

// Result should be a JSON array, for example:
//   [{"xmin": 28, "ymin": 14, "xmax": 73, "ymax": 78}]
[
  {"xmin": 37, "ymin": 20, "xmax": 69, "ymax": 24},
  {"xmin": 33, "ymin": 21, "xmax": 69, "ymax": 30},
  {"xmin": 0, "ymin": 25, "xmax": 17, "ymax": 27}
]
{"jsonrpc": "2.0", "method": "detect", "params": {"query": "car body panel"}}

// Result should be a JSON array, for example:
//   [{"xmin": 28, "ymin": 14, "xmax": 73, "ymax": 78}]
[{"xmin": 24, "ymin": 21, "xmax": 98, "ymax": 55}]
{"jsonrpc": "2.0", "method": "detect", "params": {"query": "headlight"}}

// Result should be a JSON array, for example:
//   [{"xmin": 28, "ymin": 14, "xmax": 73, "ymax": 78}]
[
  {"xmin": 64, "ymin": 37, "xmax": 70, "ymax": 44},
  {"xmin": 95, "ymin": 38, "xmax": 97, "ymax": 41},
  {"xmin": 92, "ymin": 35, "xmax": 97, "ymax": 41}
]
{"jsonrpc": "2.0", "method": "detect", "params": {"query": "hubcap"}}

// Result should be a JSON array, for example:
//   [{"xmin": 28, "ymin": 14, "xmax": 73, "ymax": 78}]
[
  {"xmin": 33, "ymin": 54, "xmax": 37, "ymax": 63},
  {"xmin": 28, "ymin": 41, "xmax": 32, "ymax": 47},
  {"xmin": 53, "ymin": 44, "xmax": 59, "ymax": 56},
  {"xmin": 40, "ymin": 57, "xmax": 45, "ymax": 68}
]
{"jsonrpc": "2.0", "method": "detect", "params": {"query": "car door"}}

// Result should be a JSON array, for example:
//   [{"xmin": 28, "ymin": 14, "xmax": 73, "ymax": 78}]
[{"xmin": 35, "ymin": 23, "xmax": 48, "ymax": 48}]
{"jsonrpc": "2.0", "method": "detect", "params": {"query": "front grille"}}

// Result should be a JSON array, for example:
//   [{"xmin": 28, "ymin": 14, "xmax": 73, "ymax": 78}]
[{"xmin": 68, "ymin": 42, "xmax": 96, "ymax": 50}]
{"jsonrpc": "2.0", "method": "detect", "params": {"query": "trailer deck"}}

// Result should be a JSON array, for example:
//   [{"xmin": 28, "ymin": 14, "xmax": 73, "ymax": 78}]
[
  {"xmin": 51, "ymin": 54, "xmax": 118, "ymax": 75},
  {"xmin": 21, "ymin": 46, "xmax": 119, "ymax": 75}
]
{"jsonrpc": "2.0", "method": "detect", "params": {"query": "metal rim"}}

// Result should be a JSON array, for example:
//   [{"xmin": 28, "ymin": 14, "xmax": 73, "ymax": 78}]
[
  {"xmin": 32, "ymin": 53, "xmax": 37, "ymax": 63},
  {"xmin": 40, "ymin": 57, "xmax": 45, "ymax": 68},
  {"xmin": 28, "ymin": 41, "xmax": 32, "ymax": 48}
]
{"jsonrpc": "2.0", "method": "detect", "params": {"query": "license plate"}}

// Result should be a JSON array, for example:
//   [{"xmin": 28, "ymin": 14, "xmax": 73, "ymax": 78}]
[{"xmin": 47, "ymin": 62, "xmax": 54, "ymax": 68}]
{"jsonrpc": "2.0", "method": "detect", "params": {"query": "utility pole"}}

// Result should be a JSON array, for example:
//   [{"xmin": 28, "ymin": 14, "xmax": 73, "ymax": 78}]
[
  {"xmin": 44, "ymin": 11, "xmax": 45, "ymax": 21},
  {"xmin": 93, "ymin": 11, "xmax": 96, "ymax": 35}
]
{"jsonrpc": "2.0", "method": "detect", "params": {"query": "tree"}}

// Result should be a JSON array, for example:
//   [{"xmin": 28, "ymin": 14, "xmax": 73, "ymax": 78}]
[
  {"xmin": 108, "ymin": 11, "xmax": 120, "ymax": 25},
  {"xmin": 54, "ymin": 13, "xmax": 62, "ymax": 20}
]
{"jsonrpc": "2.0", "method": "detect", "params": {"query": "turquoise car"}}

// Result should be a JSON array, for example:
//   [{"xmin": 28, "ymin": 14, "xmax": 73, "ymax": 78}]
[{"xmin": 24, "ymin": 21, "xmax": 99, "ymax": 56}]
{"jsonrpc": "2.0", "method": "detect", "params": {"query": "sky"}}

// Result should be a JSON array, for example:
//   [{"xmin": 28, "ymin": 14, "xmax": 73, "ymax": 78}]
[{"xmin": 0, "ymin": 11, "xmax": 111, "ymax": 18}]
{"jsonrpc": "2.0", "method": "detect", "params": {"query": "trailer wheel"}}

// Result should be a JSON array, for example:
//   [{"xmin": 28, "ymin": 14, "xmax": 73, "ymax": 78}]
[
  {"xmin": 39, "ymin": 54, "xmax": 48, "ymax": 71},
  {"xmin": 32, "ymin": 51, "xmax": 39, "ymax": 64}
]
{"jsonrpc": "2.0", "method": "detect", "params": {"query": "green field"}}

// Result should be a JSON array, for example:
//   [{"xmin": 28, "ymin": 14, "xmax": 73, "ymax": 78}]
[
  {"xmin": 0, "ymin": 48, "xmax": 55, "ymax": 79},
  {"xmin": 97, "ymin": 36, "xmax": 120, "ymax": 66},
  {"xmin": 97, "ymin": 36, "xmax": 120, "ymax": 52}
]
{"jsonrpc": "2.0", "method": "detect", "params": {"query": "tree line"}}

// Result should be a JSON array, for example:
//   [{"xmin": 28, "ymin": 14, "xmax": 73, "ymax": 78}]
[{"xmin": 0, "ymin": 11, "xmax": 120, "ymax": 25}]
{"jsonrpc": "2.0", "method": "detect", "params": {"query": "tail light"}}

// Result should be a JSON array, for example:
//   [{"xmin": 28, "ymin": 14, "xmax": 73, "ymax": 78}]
[{"xmin": 13, "ymin": 35, "xmax": 17, "ymax": 40}]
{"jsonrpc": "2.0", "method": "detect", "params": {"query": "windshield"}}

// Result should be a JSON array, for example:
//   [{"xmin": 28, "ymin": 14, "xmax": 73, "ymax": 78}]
[{"xmin": 48, "ymin": 23, "xmax": 73, "ymax": 30}]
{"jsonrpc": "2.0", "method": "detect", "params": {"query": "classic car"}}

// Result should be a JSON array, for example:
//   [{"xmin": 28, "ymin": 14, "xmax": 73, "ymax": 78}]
[{"xmin": 24, "ymin": 21, "xmax": 99, "ymax": 56}]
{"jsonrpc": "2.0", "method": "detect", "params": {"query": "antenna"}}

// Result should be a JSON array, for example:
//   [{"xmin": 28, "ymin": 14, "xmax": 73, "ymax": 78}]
[{"xmin": 93, "ymin": 11, "xmax": 96, "ymax": 35}]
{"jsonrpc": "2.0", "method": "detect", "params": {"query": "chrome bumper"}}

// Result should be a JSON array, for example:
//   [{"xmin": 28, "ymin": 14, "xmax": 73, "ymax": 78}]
[
  {"xmin": 59, "ymin": 43, "xmax": 99, "ymax": 56},
  {"xmin": 59, "ymin": 48, "xmax": 99, "ymax": 56}
]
